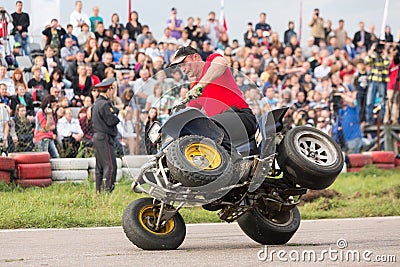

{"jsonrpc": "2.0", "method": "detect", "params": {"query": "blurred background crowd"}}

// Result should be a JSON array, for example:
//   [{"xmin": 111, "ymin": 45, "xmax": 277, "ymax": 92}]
[{"xmin": 0, "ymin": 1, "xmax": 399, "ymax": 158}]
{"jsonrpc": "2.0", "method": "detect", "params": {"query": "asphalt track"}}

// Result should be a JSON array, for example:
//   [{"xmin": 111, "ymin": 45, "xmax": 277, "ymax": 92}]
[{"xmin": 1, "ymin": 216, "xmax": 399, "ymax": 267}]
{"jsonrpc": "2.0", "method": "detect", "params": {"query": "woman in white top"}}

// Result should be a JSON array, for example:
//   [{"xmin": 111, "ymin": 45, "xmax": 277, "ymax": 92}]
[{"xmin": 117, "ymin": 106, "xmax": 136, "ymax": 155}]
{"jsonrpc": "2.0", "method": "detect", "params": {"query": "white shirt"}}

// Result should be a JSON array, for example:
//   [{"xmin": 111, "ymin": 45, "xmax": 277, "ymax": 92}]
[
  {"xmin": 56, "ymin": 116, "xmax": 84, "ymax": 143},
  {"xmin": 314, "ymin": 65, "xmax": 331, "ymax": 79},
  {"xmin": 70, "ymin": 10, "xmax": 90, "ymax": 36}
]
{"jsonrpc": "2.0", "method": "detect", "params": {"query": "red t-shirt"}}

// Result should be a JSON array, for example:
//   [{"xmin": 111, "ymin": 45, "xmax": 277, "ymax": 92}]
[
  {"xmin": 188, "ymin": 54, "xmax": 248, "ymax": 117},
  {"xmin": 388, "ymin": 59, "xmax": 399, "ymax": 90}
]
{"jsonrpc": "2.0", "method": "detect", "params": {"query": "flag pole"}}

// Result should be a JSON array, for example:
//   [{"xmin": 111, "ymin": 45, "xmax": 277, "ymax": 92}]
[
  {"xmin": 299, "ymin": 0, "xmax": 303, "ymax": 43},
  {"xmin": 379, "ymin": 0, "xmax": 389, "ymax": 40},
  {"xmin": 128, "ymin": 0, "xmax": 132, "ymax": 21}
]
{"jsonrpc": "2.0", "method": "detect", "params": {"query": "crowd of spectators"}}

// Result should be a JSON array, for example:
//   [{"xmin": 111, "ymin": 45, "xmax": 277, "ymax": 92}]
[{"xmin": 0, "ymin": 1, "xmax": 399, "ymax": 158}]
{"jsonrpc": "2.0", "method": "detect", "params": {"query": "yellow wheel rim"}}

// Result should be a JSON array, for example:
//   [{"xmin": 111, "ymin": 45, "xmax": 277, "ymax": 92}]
[
  {"xmin": 184, "ymin": 143, "xmax": 222, "ymax": 170},
  {"xmin": 138, "ymin": 205, "xmax": 175, "ymax": 235}
]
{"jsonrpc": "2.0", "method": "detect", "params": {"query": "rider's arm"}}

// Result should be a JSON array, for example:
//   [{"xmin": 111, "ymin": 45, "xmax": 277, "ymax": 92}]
[{"xmin": 196, "ymin": 55, "xmax": 227, "ymax": 88}]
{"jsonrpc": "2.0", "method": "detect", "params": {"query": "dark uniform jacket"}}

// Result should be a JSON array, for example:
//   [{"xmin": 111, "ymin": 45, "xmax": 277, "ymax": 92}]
[{"xmin": 92, "ymin": 95, "xmax": 119, "ymax": 137}]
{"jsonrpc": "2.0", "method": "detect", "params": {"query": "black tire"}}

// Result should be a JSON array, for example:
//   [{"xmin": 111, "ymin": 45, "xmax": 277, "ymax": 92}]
[
  {"xmin": 277, "ymin": 126, "xmax": 344, "ymax": 190},
  {"xmin": 166, "ymin": 135, "xmax": 233, "ymax": 187},
  {"xmin": 122, "ymin": 198, "xmax": 186, "ymax": 250},
  {"xmin": 237, "ymin": 206, "xmax": 300, "ymax": 245}
]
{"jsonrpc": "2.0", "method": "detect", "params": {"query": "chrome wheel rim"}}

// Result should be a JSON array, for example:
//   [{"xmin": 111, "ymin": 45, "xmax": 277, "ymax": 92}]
[{"xmin": 294, "ymin": 130, "xmax": 337, "ymax": 166}]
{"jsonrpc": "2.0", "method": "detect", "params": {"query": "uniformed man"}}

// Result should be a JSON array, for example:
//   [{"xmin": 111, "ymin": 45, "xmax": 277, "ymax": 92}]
[{"xmin": 92, "ymin": 77, "xmax": 120, "ymax": 193}]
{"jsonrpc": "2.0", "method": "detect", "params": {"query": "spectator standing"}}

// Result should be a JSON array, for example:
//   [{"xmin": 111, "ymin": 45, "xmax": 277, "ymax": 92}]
[
  {"xmin": 353, "ymin": 60, "xmax": 369, "ymax": 123},
  {"xmin": 334, "ymin": 90, "xmax": 363, "ymax": 154},
  {"xmin": 11, "ymin": 1, "xmax": 30, "ymax": 56},
  {"xmin": 384, "ymin": 48, "xmax": 400, "ymax": 124},
  {"xmin": 333, "ymin": 19, "xmax": 348, "ymax": 48},
  {"xmin": 324, "ymin": 19, "xmax": 333, "ymax": 43},
  {"xmin": 255, "ymin": 12, "xmax": 272, "ymax": 39},
  {"xmin": 204, "ymin": 11, "xmax": 223, "ymax": 48},
  {"xmin": 42, "ymin": 19, "xmax": 66, "ymax": 57},
  {"xmin": 384, "ymin": 26, "xmax": 394, "ymax": 43},
  {"xmin": 167, "ymin": 7, "xmax": 184, "ymax": 40},
  {"xmin": 352, "ymin": 21, "xmax": 371, "ymax": 54},
  {"xmin": 365, "ymin": 43, "xmax": 390, "ymax": 125},
  {"xmin": 89, "ymin": 6, "xmax": 103, "ymax": 33},
  {"xmin": 33, "ymin": 95, "xmax": 59, "ymax": 158},
  {"xmin": 283, "ymin": 21, "xmax": 297, "ymax": 46},
  {"xmin": 69, "ymin": 0, "xmax": 90, "ymax": 36},
  {"xmin": 244, "ymin": 22, "xmax": 256, "ymax": 48},
  {"xmin": 126, "ymin": 11, "xmax": 142, "ymax": 40},
  {"xmin": 308, "ymin": 8, "xmax": 324, "ymax": 45}
]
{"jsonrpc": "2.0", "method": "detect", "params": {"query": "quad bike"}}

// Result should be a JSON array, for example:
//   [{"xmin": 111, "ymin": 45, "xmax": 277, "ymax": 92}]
[{"xmin": 122, "ymin": 100, "xmax": 344, "ymax": 250}]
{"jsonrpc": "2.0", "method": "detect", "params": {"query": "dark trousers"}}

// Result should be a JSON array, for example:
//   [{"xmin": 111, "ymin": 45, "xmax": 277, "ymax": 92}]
[
  {"xmin": 93, "ymin": 132, "xmax": 117, "ymax": 192},
  {"xmin": 211, "ymin": 108, "xmax": 258, "ymax": 154}
]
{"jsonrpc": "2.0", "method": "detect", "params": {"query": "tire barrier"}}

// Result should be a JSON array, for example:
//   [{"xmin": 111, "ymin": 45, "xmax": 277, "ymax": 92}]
[
  {"xmin": 17, "ymin": 163, "xmax": 52, "ymax": 179},
  {"xmin": 346, "ymin": 151, "xmax": 399, "ymax": 173},
  {"xmin": 0, "ymin": 170, "xmax": 11, "ymax": 184},
  {"xmin": 52, "ymin": 170, "xmax": 89, "ymax": 181},
  {"xmin": 9, "ymin": 152, "xmax": 52, "ymax": 188},
  {"xmin": 50, "ymin": 158, "xmax": 89, "ymax": 170},
  {"xmin": 9, "ymin": 152, "xmax": 50, "ymax": 165},
  {"xmin": 122, "ymin": 155, "xmax": 150, "ymax": 168},
  {"xmin": 15, "ymin": 178, "xmax": 52, "ymax": 188},
  {"xmin": 0, "ymin": 156, "xmax": 16, "ymax": 171}
]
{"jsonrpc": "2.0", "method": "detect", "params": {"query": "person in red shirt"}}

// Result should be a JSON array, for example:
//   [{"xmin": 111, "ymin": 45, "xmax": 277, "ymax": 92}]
[{"xmin": 170, "ymin": 46, "xmax": 258, "ymax": 155}]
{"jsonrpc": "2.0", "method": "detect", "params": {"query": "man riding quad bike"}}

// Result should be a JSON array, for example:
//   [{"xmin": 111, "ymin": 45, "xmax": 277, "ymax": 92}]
[{"xmin": 122, "ymin": 46, "xmax": 344, "ymax": 250}]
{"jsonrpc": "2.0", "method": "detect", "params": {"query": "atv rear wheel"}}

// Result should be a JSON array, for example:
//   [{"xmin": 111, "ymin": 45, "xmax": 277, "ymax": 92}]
[
  {"xmin": 122, "ymin": 198, "xmax": 186, "ymax": 250},
  {"xmin": 277, "ymin": 126, "xmax": 344, "ymax": 190},
  {"xmin": 166, "ymin": 135, "xmax": 234, "ymax": 187},
  {"xmin": 237, "ymin": 206, "xmax": 300, "ymax": 245}
]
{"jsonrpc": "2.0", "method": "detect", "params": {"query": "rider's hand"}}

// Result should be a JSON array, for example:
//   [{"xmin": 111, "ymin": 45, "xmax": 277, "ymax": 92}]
[{"xmin": 186, "ymin": 84, "xmax": 204, "ymax": 100}]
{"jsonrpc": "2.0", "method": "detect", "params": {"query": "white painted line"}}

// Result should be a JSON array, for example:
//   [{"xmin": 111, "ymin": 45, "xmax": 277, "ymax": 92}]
[{"xmin": 1, "ymin": 216, "xmax": 399, "ymax": 233}]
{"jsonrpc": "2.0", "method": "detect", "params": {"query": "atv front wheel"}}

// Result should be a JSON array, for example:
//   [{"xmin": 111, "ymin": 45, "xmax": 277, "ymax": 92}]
[
  {"xmin": 122, "ymin": 198, "xmax": 186, "ymax": 250},
  {"xmin": 166, "ymin": 135, "xmax": 234, "ymax": 187},
  {"xmin": 237, "ymin": 206, "xmax": 300, "ymax": 245}
]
